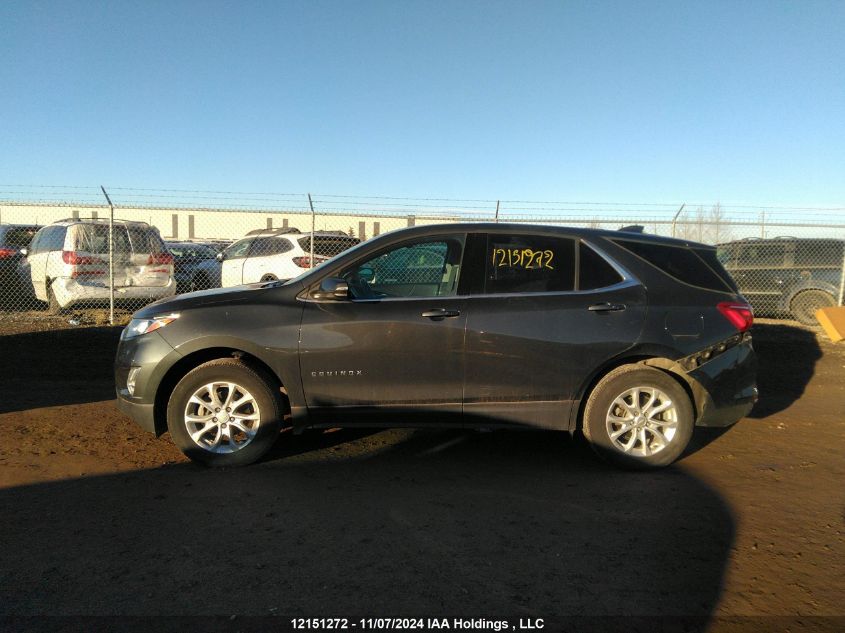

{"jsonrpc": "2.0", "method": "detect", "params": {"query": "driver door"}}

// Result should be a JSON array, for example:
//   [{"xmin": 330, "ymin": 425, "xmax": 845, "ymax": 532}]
[
  {"xmin": 299, "ymin": 235, "xmax": 467, "ymax": 425},
  {"xmin": 220, "ymin": 238, "xmax": 253, "ymax": 287}
]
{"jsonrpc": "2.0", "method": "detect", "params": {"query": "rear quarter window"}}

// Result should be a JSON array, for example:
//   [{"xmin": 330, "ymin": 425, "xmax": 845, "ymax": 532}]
[
  {"xmin": 613, "ymin": 239, "xmax": 733, "ymax": 292},
  {"xmin": 579, "ymin": 242, "xmax": 623, "ymax": 290},
  {"xmin": 298, "ymin": 236, "xmax": 360, "ymax": 257}
]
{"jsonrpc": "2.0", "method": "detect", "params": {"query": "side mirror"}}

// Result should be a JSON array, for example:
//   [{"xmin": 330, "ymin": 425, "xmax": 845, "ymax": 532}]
[
  {"xmin": 19, "ymin": 248, "xmax": 28, "ymax": 257},
  {"xmin": 358, "ymin": 266, "xmax": 375, "ymax": 283},
  {"xmin": 312, "ymin": 277, "xmax": 349, "ymax": 300},
  {"xmin": 216, "ymin": 252, "xmax": 225, "ymax": 262}
]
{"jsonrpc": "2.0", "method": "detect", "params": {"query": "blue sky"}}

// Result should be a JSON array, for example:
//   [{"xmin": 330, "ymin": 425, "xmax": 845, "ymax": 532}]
[{"xmin": 1, "ymin": 0, "xmax": 844, "ymax": 206}]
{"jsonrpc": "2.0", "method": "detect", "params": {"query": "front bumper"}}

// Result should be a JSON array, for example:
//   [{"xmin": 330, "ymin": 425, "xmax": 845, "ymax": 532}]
[
  {"xmin": 114, "ymin": 329, "xmax": 181, "ymax": 436},
  {"xmin": 116, "ymin": 396, "xmax": 157, "ymax": 434}
]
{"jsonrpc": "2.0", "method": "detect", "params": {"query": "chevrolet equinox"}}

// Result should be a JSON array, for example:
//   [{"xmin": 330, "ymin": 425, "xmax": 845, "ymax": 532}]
[{"xmin": 115, "ymin": 223, "xmax": 758, "ymax": 469}]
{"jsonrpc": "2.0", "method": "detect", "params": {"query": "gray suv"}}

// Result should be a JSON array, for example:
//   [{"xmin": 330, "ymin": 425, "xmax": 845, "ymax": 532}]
[
  {"xmin": 717, "ymin": 237, "xmax": 844, "ymax": 325},
  {"xmin": 116, "ymin": 223, "xmax": 758, "ymax": 469}
]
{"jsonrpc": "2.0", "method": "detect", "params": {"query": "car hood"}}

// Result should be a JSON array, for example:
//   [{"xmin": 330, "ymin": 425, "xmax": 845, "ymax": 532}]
[{"xmin": 133, "ymin": 280, "xmax": 300, "ymax": 318}]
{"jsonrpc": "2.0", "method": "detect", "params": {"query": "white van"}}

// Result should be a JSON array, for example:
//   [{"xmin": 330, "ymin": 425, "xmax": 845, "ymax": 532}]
[{"xmin": 23, "ymin": 219, "xmax": 176, "ymax": 311}]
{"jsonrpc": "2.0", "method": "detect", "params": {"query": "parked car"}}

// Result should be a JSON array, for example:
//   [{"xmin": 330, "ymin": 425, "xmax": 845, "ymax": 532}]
[
  {"xmin": 23, "ymin": 218, "xmax": 175, "ymax": 312},
  {"xmin": 166, "ymin": 241, "xmax": 222, "ymax": 293},
  {"xmin": 218, "ymin": 228, "xmax": 360, "ymax": 287},
  {"xmin": 116, "ymin": 223, "xmax": 757, "ymax": 470},
  {"xmin": 0, "ymin": 223, "xmax": 41, "ymax": 300},
  {"xmin": 717, "ymin": 237, "xmax": 844, "ymax": 325}
]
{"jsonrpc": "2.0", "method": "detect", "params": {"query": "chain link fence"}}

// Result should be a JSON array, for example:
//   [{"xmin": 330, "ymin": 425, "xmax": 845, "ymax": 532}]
[{"xmin": 1, "ymin": 188, "xmax": 844, "ymax": 328}]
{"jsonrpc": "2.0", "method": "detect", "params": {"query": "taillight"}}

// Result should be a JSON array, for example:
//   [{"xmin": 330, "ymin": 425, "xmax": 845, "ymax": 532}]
[
  {"xmin": 717, "ymin": 302, "xmax": 754, "ymax": 332},
  {"xmin": 0, "ymin": 248, "xmax": 16, "ymax": 259},
  {"xmin": 148, "ymin": 252, "xmax": 174, "ymax": 266},
  {"xmin": 292, "ymin": 256, "xmax": 312, "ymax": 268},
  {"xmin": 62, "ymin": 251, "xmax": 105, "ymax": 265}
]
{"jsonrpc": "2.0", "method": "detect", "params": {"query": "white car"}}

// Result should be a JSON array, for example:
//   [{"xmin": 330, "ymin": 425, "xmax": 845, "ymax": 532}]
[
  {"xmin": 219, "ymin": 228, "xmax": 359, "ymax": 287},
  {"xmin": 23, "ymin": 219, "xmax": 176, "ymax": 311}
]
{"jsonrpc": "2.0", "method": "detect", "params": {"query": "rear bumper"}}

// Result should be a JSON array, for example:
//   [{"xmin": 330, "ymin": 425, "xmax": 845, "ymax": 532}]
[
  {"xmin": 54, "ymin": 277, "xmax": 176, "ymax": 308},
  {"xmin": 688, "ymin": 335, "xmax": 758, "ymax": 427}
]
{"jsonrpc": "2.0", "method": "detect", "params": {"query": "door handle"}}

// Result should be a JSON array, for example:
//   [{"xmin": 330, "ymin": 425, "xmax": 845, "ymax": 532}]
[
  {"xmin": 421, "ymin": 308, "xmax": 461, "ymax": 319},
  {"xmin": 588, "ymin": 302, "xmax": 627, "ymax": 313}
]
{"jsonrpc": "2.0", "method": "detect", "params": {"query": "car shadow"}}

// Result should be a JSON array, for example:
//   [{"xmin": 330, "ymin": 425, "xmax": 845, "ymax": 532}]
[
  {"xmin": 0, "ymin": 326, "xmax": 123, "ymax": 414},
  {"xmin": 0, "ymin": 428, "xmax": 735, "ymax": 630},
  {"xmin": 747, "ymin": 322, "xmax": 821, "ymax": 419}
]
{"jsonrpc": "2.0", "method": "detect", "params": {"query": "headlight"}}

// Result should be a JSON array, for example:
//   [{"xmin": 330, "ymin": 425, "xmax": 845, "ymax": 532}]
[{"xmin": 123, "ymin": 314, "xmax": 180, "ymax": 339}]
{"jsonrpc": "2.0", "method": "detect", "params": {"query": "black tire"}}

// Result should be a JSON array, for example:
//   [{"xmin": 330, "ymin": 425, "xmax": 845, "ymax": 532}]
[
  {"xmin": 46, "ymin": 280, "xmax": 61, "ymax": 314},
  {"xmin": 582, "ymin": 365, "xmax": 694, "ymax": 469},
  {"xmin": 789, "ymin": 290, "xmax": 835, "ymax": 326},
  {"xmin": 166, "ymin": 359, "xmax": 285, "ymax": 467}
]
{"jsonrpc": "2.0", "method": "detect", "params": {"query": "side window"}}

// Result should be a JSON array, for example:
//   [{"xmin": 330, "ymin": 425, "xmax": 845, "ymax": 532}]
[
  {"xmin": 794, "ymin": 241, "xmax": 843, "ymax": 267},
  {"xmin": 43, "ymin": 227, "xmax": 67, "ymax": 251},
  {"xmin": 485, "ymin": 234, "xmax": 575, "ymax": 294},
  {"xmin": 342, "ymin": 237, "xmax": 464, "ymax": 299},
  {"xmin": 579, "ymin": 242, "xmax": 623, "ymax": 290},
  {"xmin": 736, "ymin": 243, "xmax": 785, "ymax": 267},
  {"xmin": 249, "ymin": 237, "xmax": 292, "ymax": 257},
  {"xmin": 225, "ymin": 238, "xmax": 253, "ymax": 259},
  {"xmin": 28, "ymin": 231, "xmax": 43, "ymax": 254},
  {"xmin": 613, "ymin": 239, "xmax": 733, "ymax": 292}
]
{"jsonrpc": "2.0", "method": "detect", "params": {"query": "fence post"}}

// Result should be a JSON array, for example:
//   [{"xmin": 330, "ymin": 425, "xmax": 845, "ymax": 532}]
[
  {"xmin": 494, "ymin": 200, "xmax": 500, "ymax": 223},
  {"xmin": 307, "ymin": 193, "xmax": 315, "ymax": 269},
  {"xmin": 838, "ymin": 245, "xmax": 845, "ymax": 306},
  {"xmin": 670, "ymin": 203, "xmax": 685, "ymax": 238},
  {"xmin": 100, "ymin": 186, "xmax": 115, "ymax": 325}
]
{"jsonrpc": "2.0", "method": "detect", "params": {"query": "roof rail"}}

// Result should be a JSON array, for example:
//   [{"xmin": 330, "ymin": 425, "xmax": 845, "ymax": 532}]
[
  {"xmin": 244, "ymin": 227, "xmax": 302, "ymax": 236},
  {"xmin": 54, "ymin": 217, "xmax": 149, "ymax": 225}
]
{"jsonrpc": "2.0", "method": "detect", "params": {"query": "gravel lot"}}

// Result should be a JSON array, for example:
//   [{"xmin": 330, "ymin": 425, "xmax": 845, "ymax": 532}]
[{"xmin": 0, "ymin": 316, "xmax": 843, "ymax": 632}]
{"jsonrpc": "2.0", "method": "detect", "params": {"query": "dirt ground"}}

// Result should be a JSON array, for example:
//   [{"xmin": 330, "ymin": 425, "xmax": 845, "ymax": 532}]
[{"xmin": 0, "ymin": 316, "xmax": 843, "ymax": 632}]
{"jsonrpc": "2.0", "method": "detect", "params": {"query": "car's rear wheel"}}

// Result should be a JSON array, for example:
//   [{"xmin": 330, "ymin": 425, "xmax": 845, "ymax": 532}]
[
  {"xmin": 582, "ymin": 365, "xmax": 694, "ymax": 469},
  {"xmin": 166, "ymin": 359, "xmax": 285, "ymax": 466},
  {"xmin": 789, "ymin": 290, "xmax": 835, "ymax": 326}
]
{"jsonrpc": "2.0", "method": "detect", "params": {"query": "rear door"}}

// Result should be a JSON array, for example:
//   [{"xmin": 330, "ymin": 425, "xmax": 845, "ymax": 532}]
[
  {"xmin": 730, "ymin": 241, "xmax": 788, "ymax": 313},
  {"xmin": 127, "ymin": 226, "xmax": 172, "ymax": 288},
  {"xmin": 462, "ymin": 232, "xmax": 647, "ymax": 430},
  {"xmin": 242, "ymin": 237, "xmax": 293, "ymax": 282},
  {"xmin": 70, "ymin": 224, "xmax": 131, "ymax": 287}
]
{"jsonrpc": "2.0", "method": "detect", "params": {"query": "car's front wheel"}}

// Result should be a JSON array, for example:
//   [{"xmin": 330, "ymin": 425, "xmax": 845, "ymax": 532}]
[
  {"xmin": 166, "ymin": 359, "xmax": 285, "ymax": 466},
  {"xmin": 582, "ymin": 365, "xmax": 694, "ymax": 469}
]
